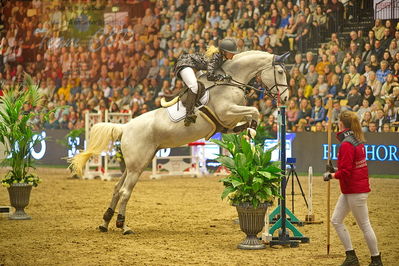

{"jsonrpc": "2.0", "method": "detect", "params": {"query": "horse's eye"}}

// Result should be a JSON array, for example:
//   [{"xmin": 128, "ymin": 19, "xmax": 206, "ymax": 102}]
[{"xmin": 278, "ymin": 70, "xmax": 284, "ymax": 74}]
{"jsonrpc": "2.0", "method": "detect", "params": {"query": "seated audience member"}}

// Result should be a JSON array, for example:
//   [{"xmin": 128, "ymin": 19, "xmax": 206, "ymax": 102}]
[
  {"xmin": 337, "ymin": 74, "xmax": 353, "ymax": 100},
  {"xmin": 297, "ymin": 98, "xmax": 312, "ymax": 123},
  {"xmin": 368, "ymin": 71, "xmax": 382, "ymax": 97},
  {"xmin": 357, "ymin": 75, "xmax": 368, "ymax": 95},
  {"xmin": 384, "ymin": 98, "xmax": 397, "ymax": 123},
  {"xmin": 381, "ymin": 74, "xmax": 398, "ymax": 99},
  {"xmin": 360, "ymin": 111, "xmax": 373, "ymax": 132},
  {"xmin": 374, "ymin": 109, "xmax": 388, "ymax": 132},
  {"xmin": 305, "ymin": 64, "xmax": 318, "ymax": 87},
  {"xmin": 357, "ymin": 99, "xmax": 371, "ymax": 120},
  {"xmin": 309, "ymin": 97, "xmax": 326, "ymax": 125},
  {"xmin": 376, "ymin": 60, "xmax": 392, "ymax": 84},
  {"xmin": 313, "ymin": 122, "xmax": 324, "ymax": 132},
  {"xmin": 382, "ymin": 123, "xmax": 392, "ymax": 132},
  {"xmin": 368, "ymin": 121, "xmax": 378, "ymax": 132},
  {"xmin": 287, "ymin": 99, "xmax": 299, "ymax": 131},
  {"xmin": 362, "ymin": 86, "xmax": 376, "ymax": 106},
  {"xmin": 43, "ymin": 112, "xmax": 60, "ymax": 129}
]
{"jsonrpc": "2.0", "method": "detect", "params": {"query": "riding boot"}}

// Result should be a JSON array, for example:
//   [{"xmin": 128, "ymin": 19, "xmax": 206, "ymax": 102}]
[
  {"xmin": 184, "ymin": 89, "xmax": 198, "ymax": 127},
  {"xmin": 341, "ymin": 250, "xmax": 360, "ymax": 266},
  {"xmin": 369, "ymin": 253, "xmax": 383, "ymax": 266}
]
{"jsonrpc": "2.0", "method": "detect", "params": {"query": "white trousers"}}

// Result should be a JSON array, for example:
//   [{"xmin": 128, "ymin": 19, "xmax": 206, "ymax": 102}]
[
  {"xmin": 180, "ymin": 67, "xmax": 198, "ymax": 94},
  {"xmin": 331, "ymin": 193, "xmax": 379, "ymax": 256}
]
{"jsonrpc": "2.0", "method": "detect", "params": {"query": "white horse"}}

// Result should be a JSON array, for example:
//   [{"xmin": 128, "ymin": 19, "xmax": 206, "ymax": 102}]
[{"xmin": 70, "ymin": 50, "xmax": 289, "ymax": 234}]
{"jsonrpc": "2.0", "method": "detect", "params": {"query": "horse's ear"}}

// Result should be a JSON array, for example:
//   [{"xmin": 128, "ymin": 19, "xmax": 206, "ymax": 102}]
[{"xmin": 274, "ymin": 52, "xmax": 291, "ymax": 64}]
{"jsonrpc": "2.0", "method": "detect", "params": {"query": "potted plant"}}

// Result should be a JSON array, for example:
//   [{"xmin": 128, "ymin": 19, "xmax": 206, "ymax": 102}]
[
  {"xmin": 58, "ymin": 128, "xmax": 85, "ymax": 157},
  {"xmin": 114, "ymin": 141, "xmax": 125, "ymax": 173},
  {"xmin": 211, "ymin": 132, "xmax": 282, "ymax": 250},
  {"xmin": 0, "ymin": 75, "xmax": 49, "ymax": 219},
  {"xmin": 58, "ymin": 128, "xmax": 85, "ymax": 178}
]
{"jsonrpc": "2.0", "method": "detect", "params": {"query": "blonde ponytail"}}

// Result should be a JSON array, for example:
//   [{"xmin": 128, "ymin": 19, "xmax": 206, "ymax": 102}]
[
  {"xmin": 205, "ymin": 45, "xmax": 219, "ymax": 58},
  {"xmin": 339, "ymin": 111, "xmax": 366, "ymax": 142}
]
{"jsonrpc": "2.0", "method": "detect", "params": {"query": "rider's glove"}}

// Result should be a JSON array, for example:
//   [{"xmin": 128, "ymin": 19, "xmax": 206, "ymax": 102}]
[
  {"xmin": 326, "ymin": 161, "xmax": 337, "ymax": 173},
  {"xmin": 323, "ymin": 172, "xmax": 333, "ymax": 181},
  {"xmin": 216, "ymin": 74, "xmax": 225, "ymax": 81},
  {"xmin": 223, "ymin": 74, "xmax": 232, "ymax": 81}
]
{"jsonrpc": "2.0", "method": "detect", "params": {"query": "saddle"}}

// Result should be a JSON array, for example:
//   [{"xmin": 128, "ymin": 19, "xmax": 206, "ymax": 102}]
[{"xmin": 161, "ymin": 76, "xmax": 251, "ymax": 139}]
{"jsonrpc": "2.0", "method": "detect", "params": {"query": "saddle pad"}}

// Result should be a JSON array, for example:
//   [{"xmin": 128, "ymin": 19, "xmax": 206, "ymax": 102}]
[{"xmin": 167, "ymin": 90, "xmax": 210, "ymax": 122}]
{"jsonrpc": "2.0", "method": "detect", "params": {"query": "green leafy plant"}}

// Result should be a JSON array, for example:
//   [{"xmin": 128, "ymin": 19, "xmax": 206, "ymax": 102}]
[
  {"xmin": 114, "ymin": 141, "xmax": 124, "ymax": 162},
  {"xmin": 57, "ymin": 128, "xmax": 85, "ymax": 157},
  {"xmin": 0, "ymin": 74, "xmax": 52, "ymax": 187},
  {"xmin": 211, "ymin": 132, "xmax": 282, "ymax": 208},
  {"xmin": 253, "ymin": 124, "xmax": 274, "ymax": 146}
]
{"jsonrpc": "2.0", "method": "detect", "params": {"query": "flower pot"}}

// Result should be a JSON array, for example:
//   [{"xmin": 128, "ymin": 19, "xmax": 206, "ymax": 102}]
[
  {"xmin": 7, "ymin": 183, "xmax": 32, "ymax": 220},
  {"xmin": 235, "ymin": 203, "xmax": 269, "ymax": 250}
]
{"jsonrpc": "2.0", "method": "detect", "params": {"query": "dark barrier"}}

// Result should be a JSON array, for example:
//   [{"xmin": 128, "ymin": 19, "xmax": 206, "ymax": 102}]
[
  {"xmin": 2, "ymin": 130, "xmax": 397, "ymax": 175},
  {"xmin": 292, "ymin": 132, "xmax": 399, "ymax": 175},
  {"xmin": 33, "ymin": 130, "xmax": 80, "ymax": 166}
]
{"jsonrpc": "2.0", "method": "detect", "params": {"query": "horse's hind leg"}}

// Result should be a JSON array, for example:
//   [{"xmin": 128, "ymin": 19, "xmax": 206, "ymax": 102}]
[
  {"xmin": 115, "ymin": 171, "xmax": 141, "ymax": 235},
  {"xmin": 99, "ymin": 170, "xmax": 127, "ymax": 232}
]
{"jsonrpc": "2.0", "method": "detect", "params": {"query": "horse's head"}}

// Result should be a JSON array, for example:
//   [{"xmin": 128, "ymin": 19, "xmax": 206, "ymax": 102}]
[{"xmin": 258, "ymin": 52, "xmax": 290, "ymax": 105}]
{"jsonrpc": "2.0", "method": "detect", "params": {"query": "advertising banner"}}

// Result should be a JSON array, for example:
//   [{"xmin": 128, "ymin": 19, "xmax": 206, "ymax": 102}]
[
  {"xmin": 292, "ymin": 132, "xmax": 399, "ymax": 175},
  {"xmin": 1, "ymin": 130, "xmax": 397, "ymax": 175}
]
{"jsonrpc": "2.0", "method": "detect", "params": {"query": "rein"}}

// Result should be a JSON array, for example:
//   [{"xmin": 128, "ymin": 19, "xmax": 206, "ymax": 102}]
[
  {"xmin": 260, "ymin": 58, "xmax": 289, "ymax": 101},
  {"xmin": 209, "ymin": 79, "xmax": 260, "ymax": 92},
  {"xmin": 213, "ymin": 57, "xmax": 289, "ymax": 102}
]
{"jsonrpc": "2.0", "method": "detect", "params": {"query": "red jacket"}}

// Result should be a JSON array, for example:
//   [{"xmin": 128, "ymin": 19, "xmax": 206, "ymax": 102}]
[{"xmin": 334, "ymin": 130, "xmax": 370, "ymax": 194}]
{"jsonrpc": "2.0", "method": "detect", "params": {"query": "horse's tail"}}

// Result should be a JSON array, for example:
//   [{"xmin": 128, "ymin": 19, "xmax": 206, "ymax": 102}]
[{"xmin": 69, "ymin": 123, "xmax": 124, "ymax": 177}]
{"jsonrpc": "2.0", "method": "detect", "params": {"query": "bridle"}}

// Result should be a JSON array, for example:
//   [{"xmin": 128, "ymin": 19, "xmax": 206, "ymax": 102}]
[
  {"xmin": 257, "ymin": 56, "xmax": 289, "ymax": 102},
  {"xmin": 215, "ymin": 55, "xmax": 289, "ymax": 102}
]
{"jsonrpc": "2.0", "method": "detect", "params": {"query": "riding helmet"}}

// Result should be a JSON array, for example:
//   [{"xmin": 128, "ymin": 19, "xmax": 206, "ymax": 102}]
[{"xmin": 219, "ymin": 39, "xmax": 238, "ymax": 54}]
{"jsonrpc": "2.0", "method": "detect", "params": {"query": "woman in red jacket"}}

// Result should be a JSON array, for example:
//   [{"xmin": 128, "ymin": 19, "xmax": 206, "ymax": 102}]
[{"xmin": 324, "ymin": 110, "xmax": 383, "ymax": 266}]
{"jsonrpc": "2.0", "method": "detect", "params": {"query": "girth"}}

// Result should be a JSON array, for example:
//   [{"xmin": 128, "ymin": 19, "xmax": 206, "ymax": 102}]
[{"xmin": 199, "ymin": 106, "xmax": 230, "ymax": 135}]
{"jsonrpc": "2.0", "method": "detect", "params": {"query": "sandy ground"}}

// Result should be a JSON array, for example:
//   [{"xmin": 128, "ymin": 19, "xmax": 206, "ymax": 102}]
[{"xmin": 0, "ymin": 168, "xmax": 398, "ymax": 266}]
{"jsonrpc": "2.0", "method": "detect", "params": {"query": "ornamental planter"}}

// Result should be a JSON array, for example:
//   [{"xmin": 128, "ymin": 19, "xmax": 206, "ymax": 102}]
[
  {"xmin": 7, "ymin": 183, "xmax": 32, "ymax": 220},
  {"xmin": 235, "ymin": 202, "xmax": 269, "ymax": 250}
]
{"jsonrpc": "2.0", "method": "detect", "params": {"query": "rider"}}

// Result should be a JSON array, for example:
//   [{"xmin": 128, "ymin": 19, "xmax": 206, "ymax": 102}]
[{"xmin": 174, "ymin": 38, "xmax": 238, "ymax": 126}]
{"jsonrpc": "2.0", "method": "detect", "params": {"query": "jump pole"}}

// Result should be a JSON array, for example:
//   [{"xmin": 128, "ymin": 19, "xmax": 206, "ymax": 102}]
[
  {"xmin": 269, "ymin": 106, "xmax": 309, "ymax": 247},
  {"xmin": 326, "ymin": 99, "xmax": 333, "ymax": 255}
]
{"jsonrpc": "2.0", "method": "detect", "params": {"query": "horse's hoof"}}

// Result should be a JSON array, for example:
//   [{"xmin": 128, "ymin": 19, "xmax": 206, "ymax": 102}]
[
  {"xmin": 123, "ymin": 229, "xmax": 134, "ymax": 235},
  {"xmin": 99, "ymin": 226, "xmax": 108, "ymax": 232}
]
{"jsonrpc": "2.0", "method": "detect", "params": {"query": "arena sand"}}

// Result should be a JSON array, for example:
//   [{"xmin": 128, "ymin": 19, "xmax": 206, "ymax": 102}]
[{"xmin": 0, "ymin": 168, "xmax": 398, "ymax": 265}]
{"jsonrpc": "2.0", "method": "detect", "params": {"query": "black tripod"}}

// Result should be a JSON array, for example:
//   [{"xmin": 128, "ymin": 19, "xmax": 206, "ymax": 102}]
[{"xmin": 286, "ymin": 158, "xmax": 308, "ymax": 215}]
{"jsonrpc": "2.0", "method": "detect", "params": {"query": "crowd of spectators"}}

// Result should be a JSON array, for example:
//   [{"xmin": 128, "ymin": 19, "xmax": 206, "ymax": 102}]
[{"xmin": 0, "ymin": 0, "xmax": 398, "ymax": 134}]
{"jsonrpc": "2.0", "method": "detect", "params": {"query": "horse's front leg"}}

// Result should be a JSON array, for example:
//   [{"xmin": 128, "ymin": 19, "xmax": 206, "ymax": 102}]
[{"xmin": 223, "ymin": 105, "xmax": 260, "ymax": 138}]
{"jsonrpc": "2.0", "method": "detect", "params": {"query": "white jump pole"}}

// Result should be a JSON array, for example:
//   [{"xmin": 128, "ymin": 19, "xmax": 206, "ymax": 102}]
[
  {"xmin": 305, "ymin": 166, "xmax": 315, "ymax": 222},
  {"xmin": 262, "ymin": 207, "xmax": 273, "ymax": 242}
]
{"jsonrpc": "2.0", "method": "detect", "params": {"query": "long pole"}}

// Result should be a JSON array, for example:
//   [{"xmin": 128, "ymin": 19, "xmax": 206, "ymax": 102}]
[
  {"xmin": 280, "ymin": 106, "xmax": 287, "ymax": 240},
  {"xmin": 326, "ymin": 99, "xmax": 333, "ymax": 255}
]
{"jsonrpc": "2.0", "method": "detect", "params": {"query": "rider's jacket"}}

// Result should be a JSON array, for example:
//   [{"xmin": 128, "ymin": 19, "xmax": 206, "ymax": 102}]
[
  {"xmin": 174, "ymin": 52, "xmax": 225, "ymax": 81},
  {"xmin": 334, "ymin": 129, "xmax": 370, "ymax": 194}
]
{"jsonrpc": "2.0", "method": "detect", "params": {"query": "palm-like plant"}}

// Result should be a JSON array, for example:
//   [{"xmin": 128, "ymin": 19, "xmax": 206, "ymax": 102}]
[
  {"xmin": 211, "ymin": 132, "xmax": 282, "ymax": 208},
  {"xmin": 0, "ymin": 75, "xmax": 45, "ymax": 187}
]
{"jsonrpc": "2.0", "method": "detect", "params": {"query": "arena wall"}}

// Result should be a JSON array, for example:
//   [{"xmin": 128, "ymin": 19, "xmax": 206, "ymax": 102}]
[{"xmin": 0, "ymin": 130, "xmax": 397, "ymax": 175}]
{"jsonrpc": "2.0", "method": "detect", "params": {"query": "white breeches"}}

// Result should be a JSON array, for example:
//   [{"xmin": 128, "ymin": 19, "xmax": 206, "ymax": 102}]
[
  {"xmin": 331, "ymin": 193, "xmax": 379, "ymax": 256},
  {"xmin": 180, "ymin": 67, "xmax": 198, "ymax": 94}
]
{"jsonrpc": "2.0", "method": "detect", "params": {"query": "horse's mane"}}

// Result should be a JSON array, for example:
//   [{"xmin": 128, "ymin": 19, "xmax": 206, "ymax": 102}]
[
  {"xmin": 222, "ymin": 50, "xmax": 275, "ymax": 73},
  {"xmin": 232, "ymin": 50, "xmax": 273, "ymax": 60}
]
